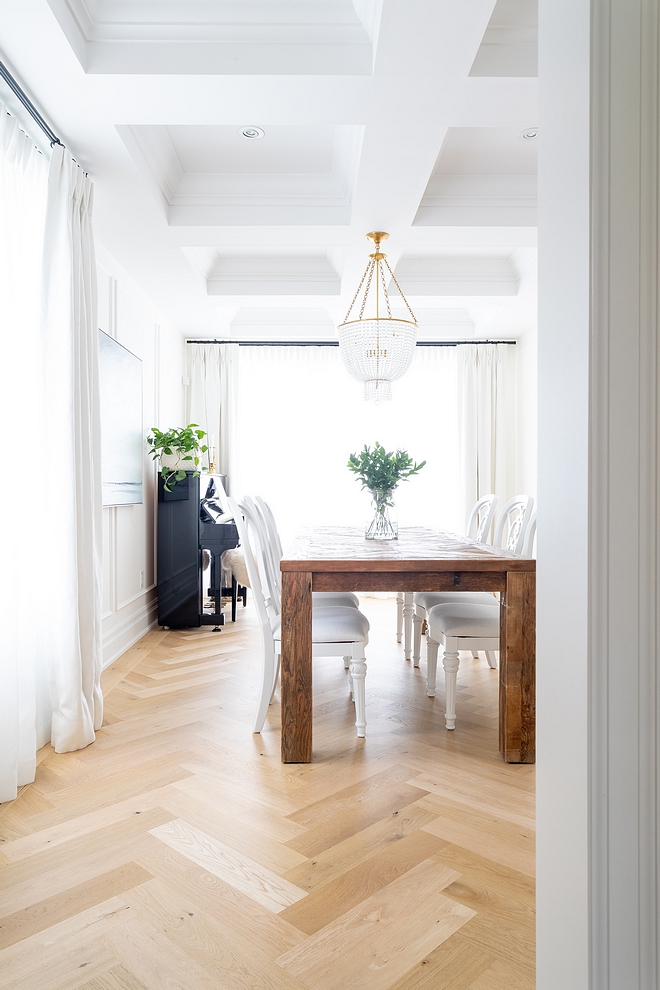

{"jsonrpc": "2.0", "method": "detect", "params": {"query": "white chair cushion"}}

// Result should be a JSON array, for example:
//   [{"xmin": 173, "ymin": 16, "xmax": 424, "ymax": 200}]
[
  {"xmin": 274, "ymin": 606, "xmax": 369, "ymax": 644},
  {"xmin": 414, "ymin": 591, "xmax": 496, "ymax": 610},
  {"xmin": 313, "ymin": 591, "xmax": 360, "ymax": 609},
  {"xmin": 427, "ymin": 603, "xmax": 500, "ymax": 639}
]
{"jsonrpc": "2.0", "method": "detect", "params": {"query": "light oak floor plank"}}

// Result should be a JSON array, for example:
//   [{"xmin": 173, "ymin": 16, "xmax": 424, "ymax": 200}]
[
  {"xmin": 0, "ymin": 862, "xmax": 152, "ymax": 949},
  {"xmin": 121, "ymin": 877, "xmax": 308, "ymax": 990},
  {"xmin": 276, "ymin": 860, "xmax": 475, "ymax": 990},
  {"xmin": 149, "ymin": 818, "xmax": 307, "ymax": 912}
]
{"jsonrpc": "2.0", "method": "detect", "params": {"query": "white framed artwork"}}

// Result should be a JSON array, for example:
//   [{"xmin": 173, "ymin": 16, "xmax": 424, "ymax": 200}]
[{"xmin": 99, "ymin": 329, "xmax": 143, "ymax": 505}]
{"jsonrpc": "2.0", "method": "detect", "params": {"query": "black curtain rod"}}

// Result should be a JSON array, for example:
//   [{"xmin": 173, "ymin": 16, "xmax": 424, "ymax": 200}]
[
  {"xmin": 186, "ymin": 339, "xmax": 517, "ymax": 347},
  {"xmin": 0, "ymin": 59, "xmax": 62, "ymax": 147}
]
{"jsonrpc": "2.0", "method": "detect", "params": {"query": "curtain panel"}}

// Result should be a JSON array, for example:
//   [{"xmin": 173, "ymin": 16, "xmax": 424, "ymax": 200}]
[
  {"xmin": 457, "ymin": 343, "xmax": 510, "ymax": 529},
  {"xmin": 0, "ymin": 106, "xmax": 49, "ymax": 802},
  {"xmin": 187, "ymin": 342, "xmax": 239, "ymax": 491},
  {"xmin": 0, "ymin": 130, "xmax": 103, "ymax": 802},
  {"xmin": 41, "ymin": 145, "xmax": 103, "ymax": 753}
]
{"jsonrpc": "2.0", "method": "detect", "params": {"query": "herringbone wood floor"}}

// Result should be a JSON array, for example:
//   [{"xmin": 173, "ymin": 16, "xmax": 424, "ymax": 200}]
[{"xmin": 0, "ymin": 597, "xmax": 535, "ymax": 990}]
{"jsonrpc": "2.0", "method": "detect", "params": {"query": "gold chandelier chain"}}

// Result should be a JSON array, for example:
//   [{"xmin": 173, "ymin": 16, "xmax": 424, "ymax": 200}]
[
  {"xmin": 357, "ymin": 260, "xmax": 376, "ymax": 320},
  {"xmin": 343, "ymin": 259, "xmax": 373, "ymax": 323},
  {"xmin": 384, "ymin": 258, "xmax": 417, "ymax": 322},
  {"xmin": 378, "ymin": 261, "xmax": 392, "ymax": 319}
]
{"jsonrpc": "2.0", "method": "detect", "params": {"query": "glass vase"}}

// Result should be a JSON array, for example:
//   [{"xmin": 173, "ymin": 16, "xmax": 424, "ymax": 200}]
[{"xmin": 365, "ymin": 489, "xmax": 398, "ymax": 540}]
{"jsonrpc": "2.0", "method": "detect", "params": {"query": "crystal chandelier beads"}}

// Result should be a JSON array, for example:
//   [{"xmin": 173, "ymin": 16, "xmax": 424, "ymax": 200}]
[{"xmin": 337, "ymin": 232, "xmax": 417, "ymax": 402}]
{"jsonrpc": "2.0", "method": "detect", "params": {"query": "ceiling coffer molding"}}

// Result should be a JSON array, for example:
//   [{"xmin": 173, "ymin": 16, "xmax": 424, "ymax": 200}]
[
  {"xmin": 206, "ymin": 254, "xmax": 340, "ymax": 296},
  {"xmin": 469, "ymin": 0, "xmax": 537, "ymax": 78},
  {"xmin": 118, "ymin": 124, "xmax": 363, "ymax": 227},
  {"xmin": 46, "ymin": 0, "xmax": 381, "ymax": 74},
  {"xmin": 415, "ymin": 126, "xmax": 537, "ymax": 227},
  {"xmin": 392, "ymin": 255, "xmax": 520, "ymax": 296}
]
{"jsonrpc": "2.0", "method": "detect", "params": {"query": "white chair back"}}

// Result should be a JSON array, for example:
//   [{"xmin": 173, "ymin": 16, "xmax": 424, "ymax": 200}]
[
  {"xmin": 493, "ymin": 495, "xmax": 534, "ymax": 554},
  {"xmin": 522, "ymin": 510, "xmax": 537, "ymax": 557},
  {"xmin": 466, "ymin": 494, "xmax": 498, "ymax": 544},
  {"xmin": 256, "ymin": 496, "xmax": 284, "ymax": 559},
  {"xmin": 227, "ymin": 498, "xmax": 274, "ymax": 640},
  {"xmin": 244, "ymin": 495, "xmax": 281, "ymax": 611}
]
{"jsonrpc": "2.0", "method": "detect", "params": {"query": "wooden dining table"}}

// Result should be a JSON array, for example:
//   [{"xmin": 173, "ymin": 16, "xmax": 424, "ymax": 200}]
[{"xmin": 280, "ymin": 526, "xmax": 535, "ymax": 764}]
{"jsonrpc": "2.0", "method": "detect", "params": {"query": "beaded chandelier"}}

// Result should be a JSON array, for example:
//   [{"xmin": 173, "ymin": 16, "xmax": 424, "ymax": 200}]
[{"xmin": 337, "ymin": 232, "xmax": 417, "ymax": 402}]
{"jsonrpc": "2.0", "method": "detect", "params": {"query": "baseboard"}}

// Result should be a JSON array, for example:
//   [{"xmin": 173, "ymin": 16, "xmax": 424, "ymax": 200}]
[{"xmin": 102, "ymin": 594, "xmax": 159, "ymax": 669}]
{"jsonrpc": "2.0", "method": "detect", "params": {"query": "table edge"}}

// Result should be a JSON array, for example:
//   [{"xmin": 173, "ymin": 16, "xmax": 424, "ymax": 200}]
[{"xmin": 280, "ymin": 558, "xmax": 536, "ymax": 572}]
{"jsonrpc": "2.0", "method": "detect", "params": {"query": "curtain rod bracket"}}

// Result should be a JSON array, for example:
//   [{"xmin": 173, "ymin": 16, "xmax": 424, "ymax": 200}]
[{"xmin": 0, "ymin": 59, "xmax": 62, "ymax": 148}]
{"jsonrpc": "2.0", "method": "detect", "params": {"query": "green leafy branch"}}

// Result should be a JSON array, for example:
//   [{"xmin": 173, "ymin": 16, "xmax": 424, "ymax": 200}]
[
  {"xmin": 347, "ymin": 442, "xmax": 426, "ymax": 494},
  {"xmin": 146, "ymin": 423, "xmax": 209, "ymax": 492}
]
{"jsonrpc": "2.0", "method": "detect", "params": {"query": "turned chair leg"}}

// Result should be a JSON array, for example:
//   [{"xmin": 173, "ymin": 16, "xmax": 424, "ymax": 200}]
[
  {"xmin": 426, "ymin": 635, "xmax": 439, "ymax": 697},
  {"xmin": 403, "ymin": 592, "xmax": 414, "ymax": 661},
  {"xmin": 442, "ymin": 650, "xmax": 460, "ymax": 730},
  {"xmin": 343, "ymin": 656, "xmax": 351, "ymax": 669},
  {"xmin": 485, "ymin": 650, "xmax": 498, "ymax": 669},
  {"xmin": 350, "ymin": 646, "xmax": 367, "ymax": 737},
  {"xmin": 396, "ymin": 592, "xmax": 404, "ymax": 643},
  {"xmin": 413, "ymin": 612, "xmax": 424, "ymax": 668}
]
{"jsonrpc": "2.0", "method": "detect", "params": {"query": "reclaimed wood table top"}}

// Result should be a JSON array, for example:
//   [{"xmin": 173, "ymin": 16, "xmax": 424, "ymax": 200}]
[{"xmin": 281, "ymin": 526, "xmax": 536, "ymax": 572}]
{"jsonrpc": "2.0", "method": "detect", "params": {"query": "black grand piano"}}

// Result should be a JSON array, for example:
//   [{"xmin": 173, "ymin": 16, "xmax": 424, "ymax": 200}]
[{"xmin": 157, "ymin": 473, "xmax": 243, "ymax": 629}]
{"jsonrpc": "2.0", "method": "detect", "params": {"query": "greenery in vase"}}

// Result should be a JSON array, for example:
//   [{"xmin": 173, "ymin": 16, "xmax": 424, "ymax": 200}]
[
  {"xmin": 347, "ymin": 442, "xmax": 426, "ymax": 508},
  {"xmin": 146, "ymin": 424, "xmax": 209, "ymax": 492}
]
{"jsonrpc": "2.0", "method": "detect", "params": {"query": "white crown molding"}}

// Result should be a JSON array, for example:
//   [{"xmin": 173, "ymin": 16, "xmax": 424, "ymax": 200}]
[
  {"xmin": 470, "ymin": 0, "xmax": 538, "ymax": 77},
  {"xmin": 47, "ymin": 0, "xmax": 376, "ymax": 74},
  {"xmin": 415, "ymin": 173, "xmax": 537, "ymax": 227},
  {"xmin": 119, "ymin": 125, "xmax": 363, "ymax": 227},
  {"xmin": 206, "ymin": 255, "xmax": 340, "ymax": 296},
  {"xmin": 393, "ymin": 255, "xmax": 520, "ymax": 296}
]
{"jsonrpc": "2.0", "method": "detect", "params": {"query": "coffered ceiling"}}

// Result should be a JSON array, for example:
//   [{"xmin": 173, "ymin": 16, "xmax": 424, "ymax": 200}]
[{"xmin": 1, "ymin": 0, "xmax": 538, "ymax": 340}]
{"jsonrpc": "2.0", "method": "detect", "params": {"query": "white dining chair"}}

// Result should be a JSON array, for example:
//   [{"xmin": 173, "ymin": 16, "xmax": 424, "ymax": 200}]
[
  {"xmin": 423, "ymin": 505, "xmax": 536, "ymax": 730},
  {"xmin": 425, "ymin": 601, "xmax": 500, "ymax": 729},
  {"xmin": 411, "ymin": 493, "xmax": 533, "ymax": 669},
  {"xmin": 397, "ymin": 494, "xmax": 498, "ymax": 657},
  {"xmin": 254, "ymin": 495, "xmax": 361, "ymax": 612},
  {"xmin": 522, "ymin": 510, "xmax": 537, "ymax": 558},
  {"xmin": 228, "ymin": 497, "xmax": 371, "ymax": 737},
  {"xmin": 250, "ymin": 495, "xmax": 362, "ymax": 671}
]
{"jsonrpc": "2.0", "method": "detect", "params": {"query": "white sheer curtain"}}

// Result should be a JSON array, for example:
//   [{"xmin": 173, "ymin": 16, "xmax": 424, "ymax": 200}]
[
  {"xmin": 0, "ymin": 129, "xmax": 102, "ymax": 802},
  {"xmin": 0, "ymin": 106, "xmax": 49, "ymax": 802},
  {"xmin": 41, "ymin": 144, "xmax": 103, "ymax": 753},
  {"xmin": 187, "ymin": 342, "xmax": 239, "ymax": 490},
  {"xmin": 235, "ymin": 345, "xmax": 460, "ymax": 550},
  {"xmin": 457, "ymin": 343, "xmax": 510, "ymax": 529}
]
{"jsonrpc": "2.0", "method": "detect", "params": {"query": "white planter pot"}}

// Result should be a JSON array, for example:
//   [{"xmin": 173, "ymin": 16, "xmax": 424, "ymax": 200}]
[{"xmin": 159, "ymin": 450, "xmax": 202, "ymax": 472}]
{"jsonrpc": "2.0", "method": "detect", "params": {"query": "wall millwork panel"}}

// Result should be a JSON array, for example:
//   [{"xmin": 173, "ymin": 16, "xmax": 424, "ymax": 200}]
[
  {"xmin": 590, "ymin": 0, "xmax": 659, "ymax": 986},
  {"xmin": 539, "ymin": 1, "xmax": 660, "ymax": 987},
  {"xmin": 96, "ymin": 243, "xmax": 185, "ymax": 668}
]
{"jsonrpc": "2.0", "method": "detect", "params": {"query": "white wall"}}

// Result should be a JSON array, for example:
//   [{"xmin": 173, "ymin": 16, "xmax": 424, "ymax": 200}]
[
  {"xmin": 537, "ymin": 0, "xmax": 591, "ymax": 986},
  {"xmin": 96, "ymin": 242, "xmax": 185, "ymax": 668}
]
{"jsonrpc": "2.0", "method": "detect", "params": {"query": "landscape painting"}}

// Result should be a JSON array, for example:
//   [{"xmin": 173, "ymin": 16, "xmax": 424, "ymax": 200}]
[{"xmin": 99, "ymin": 329, "xmax": 143, "ymax": 505}]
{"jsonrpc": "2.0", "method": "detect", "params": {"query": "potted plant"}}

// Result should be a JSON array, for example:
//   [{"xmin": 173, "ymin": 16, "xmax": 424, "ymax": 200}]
[
  {"xmin": 347, "ymin": 441, "xmax": 426, "ymax": 539},
  {"xmin": 147, "ymin": 424, "xmax": 209, "ymax": 493}
]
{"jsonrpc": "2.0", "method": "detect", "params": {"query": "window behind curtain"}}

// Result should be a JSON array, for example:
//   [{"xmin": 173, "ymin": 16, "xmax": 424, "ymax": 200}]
[{"xmin": 235, "ymin": 344, "xmax": 460, "ymax": 550}]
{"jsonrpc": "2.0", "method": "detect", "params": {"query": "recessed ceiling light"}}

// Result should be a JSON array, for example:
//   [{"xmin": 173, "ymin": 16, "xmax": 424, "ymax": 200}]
[
  {"xmin": 520, "ymin": 127, "xmax": 538, "ymax": 141},
  {"xmin": 240, "ymin": 126, "xmax": 264, "ymax": 140}
]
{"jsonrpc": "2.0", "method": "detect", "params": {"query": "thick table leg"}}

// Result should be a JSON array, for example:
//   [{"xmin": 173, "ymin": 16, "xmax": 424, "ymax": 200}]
[
  {"xmin": 281, "ymin": 570, "xmax": 313, "ymax": 763},
  {"xmin": 499, "ymin": 570, "xmax": 536, "ymax": 763}
]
